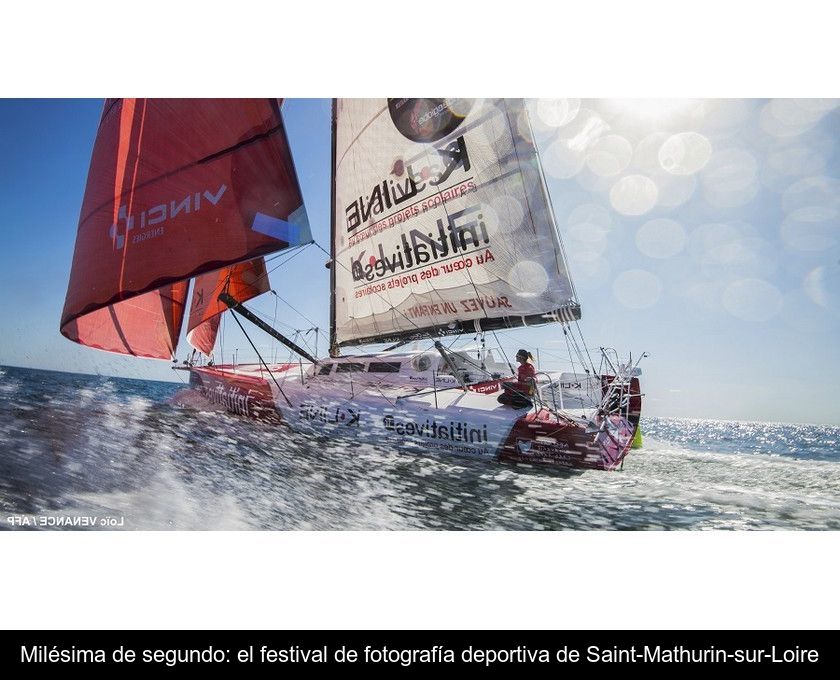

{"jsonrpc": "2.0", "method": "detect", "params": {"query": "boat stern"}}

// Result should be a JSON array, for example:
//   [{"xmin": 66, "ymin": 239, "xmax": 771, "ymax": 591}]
[{"xmin": 498, "ymin": 409, "xmax": 635, "ymax": 470}]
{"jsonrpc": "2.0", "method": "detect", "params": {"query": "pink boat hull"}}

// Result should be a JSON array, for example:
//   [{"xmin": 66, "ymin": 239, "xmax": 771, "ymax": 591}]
[{"xmin": 186, "ymin": 364, "xmax": 638, "ymax": 472}]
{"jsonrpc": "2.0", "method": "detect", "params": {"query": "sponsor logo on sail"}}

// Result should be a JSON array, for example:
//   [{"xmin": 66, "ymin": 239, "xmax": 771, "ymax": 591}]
[
  {"xmin": 192, "ymin": 287, "xmax": 206, "ymax": 313},
  {"xmin": 344, "ymin": 136, "xmax": 470, "ymax": 234},
  {"xmin": 109, "ymin": 184, "xmax": 227, "ymax": 250},
  {"xmin": 388, "ymin": 98, "xmax": 473, "ymax": 143},
  {"xmin": 350, "ymin": 205, "xmax": 489, "ymax": 283}
]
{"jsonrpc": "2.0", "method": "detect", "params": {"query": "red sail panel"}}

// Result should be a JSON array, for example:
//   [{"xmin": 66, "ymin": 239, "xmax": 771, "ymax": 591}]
[
  {"xmin": 61, "ymin": 98, "xmax": 309, "ymax": 359},
  {"xmin": 186, "ymin": 315, "xmax": 221, "ymax": 358},
  {"xmin": 61, "ymin": 282, "xmax": 188, "ymax": 359},
  {"xmin": 186, "ymin": 258, "xmax": 270, "ymax": 355}
]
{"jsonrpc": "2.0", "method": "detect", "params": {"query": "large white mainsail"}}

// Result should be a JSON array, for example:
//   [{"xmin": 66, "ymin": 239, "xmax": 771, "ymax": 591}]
[{"xmin": 330, "ymin": 98, "xmax": 580, "ymax": 353}]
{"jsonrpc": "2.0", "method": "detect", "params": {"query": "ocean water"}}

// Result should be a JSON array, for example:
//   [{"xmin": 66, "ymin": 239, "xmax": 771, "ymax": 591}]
[{"xmin": 1, "ymin": 365, "xmax": 838, "ymax": 530}]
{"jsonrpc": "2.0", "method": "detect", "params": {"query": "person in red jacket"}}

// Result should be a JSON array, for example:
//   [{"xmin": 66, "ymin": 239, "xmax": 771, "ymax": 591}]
[{"xmin": 497, "ymin": 349, "xmax": 537, "ymax": 408}]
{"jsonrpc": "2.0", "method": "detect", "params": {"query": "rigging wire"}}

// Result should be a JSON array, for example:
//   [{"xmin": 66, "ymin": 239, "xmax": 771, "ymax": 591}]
[
  {"xmin": 492, "ymin": 330, "xmax": 515, "ymax": 374},
  {"xmin": 563, "ymin": 325, "xmax": 578, "ymax": 374},
  {"xmin": 263, "ymin": 241, "xmax": 314, "ymax": 280},
  {"xmin": 573, "ymin": 319, "xmax": 599, "ymax": 375},
  {"xmin": 186, "ymin": 243, "xmax": 315, "ymax": 364},
  {"xmin": 227, "ymin": 307, "xmax": 293, "ymax": 407},
  {"xmin": 242, "ymin": 303, "xmax": 318, "ymax": 357},
  {"xmin": 237, "ymin": 299, "xmax": 305, "ymax": 335},
  {"xmin": 271, "ymin": 290, "xmax": 319, "ymax": 332},
  {"xmin": 191, "ymin": 243, "xmax": 314, "ymax": 328},
  {"xmin": 565, "ymin": 323, "xmax": 590, "ymax": 374}
]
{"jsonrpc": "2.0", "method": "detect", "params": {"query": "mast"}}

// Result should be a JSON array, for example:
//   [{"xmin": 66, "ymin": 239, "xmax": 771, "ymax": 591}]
[{"xmin": 329, "ymin": 98, "xmax": 339, "ymax": 358}]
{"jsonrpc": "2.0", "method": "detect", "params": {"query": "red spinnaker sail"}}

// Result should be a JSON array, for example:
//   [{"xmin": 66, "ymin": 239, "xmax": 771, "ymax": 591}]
[
  {"xmin": 61, "ymin": 98, "xmax": 309, "ymax": 359},
  {"xmin": 62, "ymin": 283, "xmax": 188, "ymax": 360},
  {"xmin": 186, "ymin": 258, "xmax": 270, "ymax": 356}
]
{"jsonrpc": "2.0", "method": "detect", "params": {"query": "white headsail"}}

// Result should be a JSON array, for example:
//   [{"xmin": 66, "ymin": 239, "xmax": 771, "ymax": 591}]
[{"xmin": 330, "ymin": 98, "xmax": 580, "ymax": 352}]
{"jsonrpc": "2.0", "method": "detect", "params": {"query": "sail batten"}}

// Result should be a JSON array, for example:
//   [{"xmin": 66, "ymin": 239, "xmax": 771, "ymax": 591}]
[
  {"xmin": 330, "ymin": 99, "xmax": 580, "ymax": 349},
  {"xmin": 61, "ymin": 98, "xmax": 309, "ymax": 360}
]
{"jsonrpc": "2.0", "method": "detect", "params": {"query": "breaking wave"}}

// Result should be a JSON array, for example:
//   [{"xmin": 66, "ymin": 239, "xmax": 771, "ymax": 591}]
[{"xmin": 1, "ymin": 366, "xmax": 838, "ymax": 530}]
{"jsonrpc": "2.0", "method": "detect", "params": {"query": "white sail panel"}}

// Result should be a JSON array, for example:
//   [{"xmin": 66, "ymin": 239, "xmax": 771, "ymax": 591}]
[{"xmin": 332, "ymin": 98, "xmax": 579, "ymax": 348}]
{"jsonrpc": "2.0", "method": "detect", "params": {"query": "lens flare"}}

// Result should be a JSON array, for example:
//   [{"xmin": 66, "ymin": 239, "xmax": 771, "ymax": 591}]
[
  {"xmin": 760, "ymin": 99, "xmax": 831, "ymax": 138},
  {"xmin": 536, "ymin": 99, "xmax": 581, "ymax": 128},
  {"xmin": 569, "ymin": 253, "xmax": 611, "ymax": 290},
  {"xmin": 601, "ymin": 99, "xmax": 701, "ymax": 125},
  {"xmin": 722, "ymin": 278, "xmax": 782, "ymax": 322},
  {"xmin": 708, "ymin": 236, "xmax": 778, "ymax": 280},
  {"xmin": 701, "ymin": 148, "xmax": 759, "ymax": 208},
  {"xmin": 779, "ymin": 289, "xmax": 829, "ymax": 333},
  {"xmin": 508, "ymin": 260, "xmax": 549, "ymax": 297},
  {"xmin": 659, "ymin": 132, "xmax": 712, "ymax": 175},
  {"xmin": 544, "ymin": 138, "xmax": 586, "ymax": 179},
  {"xmin": 780, "ymin": 206, "xmax": 838, "ymax": 251},
  {"xmin": 567, "ymin": 203, "xmax": 613, "ymax": 232},
  {"xmin": 768, "ymin": 145, "xmax": 829, "ymax": 179},
  {"xmin": 804, "ymin": 265, "xmax": 840, "ymax": 316},
  {"xmin": 703, "ymin": 99, "xmax": 755, "ymax": 133},
  {"xmin": 761, "ymin": 143, "xmax": 832, "ymax": 192},
  {"xmin": 636, "ymin": 218, "xmax": 687, "ymax": 259},
  {"xmin": 632, "ymin": 132, "xmax": 670, "ymax": 175},
  {"xmin": 569, "ymin": 220, "xmax": 609, "ymax": 258},
  {"xmin": 782, "ymin": 175, "xmax": 840, "ymax": 213},
  {"xmin": 656, "ymin": 173, "xmax": 698, "ymax": 208},
  {"xmin": 612, "ymin": 269, "xmax": 662, "ymax": 309},
  {"xmin": 610, "ymin": 175, "xmax": 658, "ymax": 215},
  {"xmin": 586, "ymin": 134, "xmax": 633, "ymax": 177}
]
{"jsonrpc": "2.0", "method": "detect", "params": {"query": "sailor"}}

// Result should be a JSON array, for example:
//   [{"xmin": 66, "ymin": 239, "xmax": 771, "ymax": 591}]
[{"xmin": 497, "ymin": 349, "xmax": 537, "ymax": 408}]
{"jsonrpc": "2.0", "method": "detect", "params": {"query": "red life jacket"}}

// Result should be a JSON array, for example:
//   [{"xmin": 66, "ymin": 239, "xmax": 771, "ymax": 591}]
[{"xmin": 514, "ymin": 362, "xmax": 536, "ymax": 395}]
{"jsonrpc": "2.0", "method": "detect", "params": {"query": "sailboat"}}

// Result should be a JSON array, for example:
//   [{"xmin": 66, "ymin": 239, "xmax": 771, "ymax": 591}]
[{"xmin": 61, "ymin": 98, "xmax": 643, "ymax": 471}]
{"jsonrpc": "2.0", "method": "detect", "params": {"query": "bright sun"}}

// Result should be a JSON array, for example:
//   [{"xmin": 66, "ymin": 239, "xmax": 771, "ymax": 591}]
[{"xmin": 601, "ymin": 98, "xmax": 701, "ymax": 124}]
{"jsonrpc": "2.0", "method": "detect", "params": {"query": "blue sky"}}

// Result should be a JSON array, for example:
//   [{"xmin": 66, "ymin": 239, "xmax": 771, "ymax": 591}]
[{"xmin": 0, "ymin": 99, "xmax": 837, "ymax": 424}]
